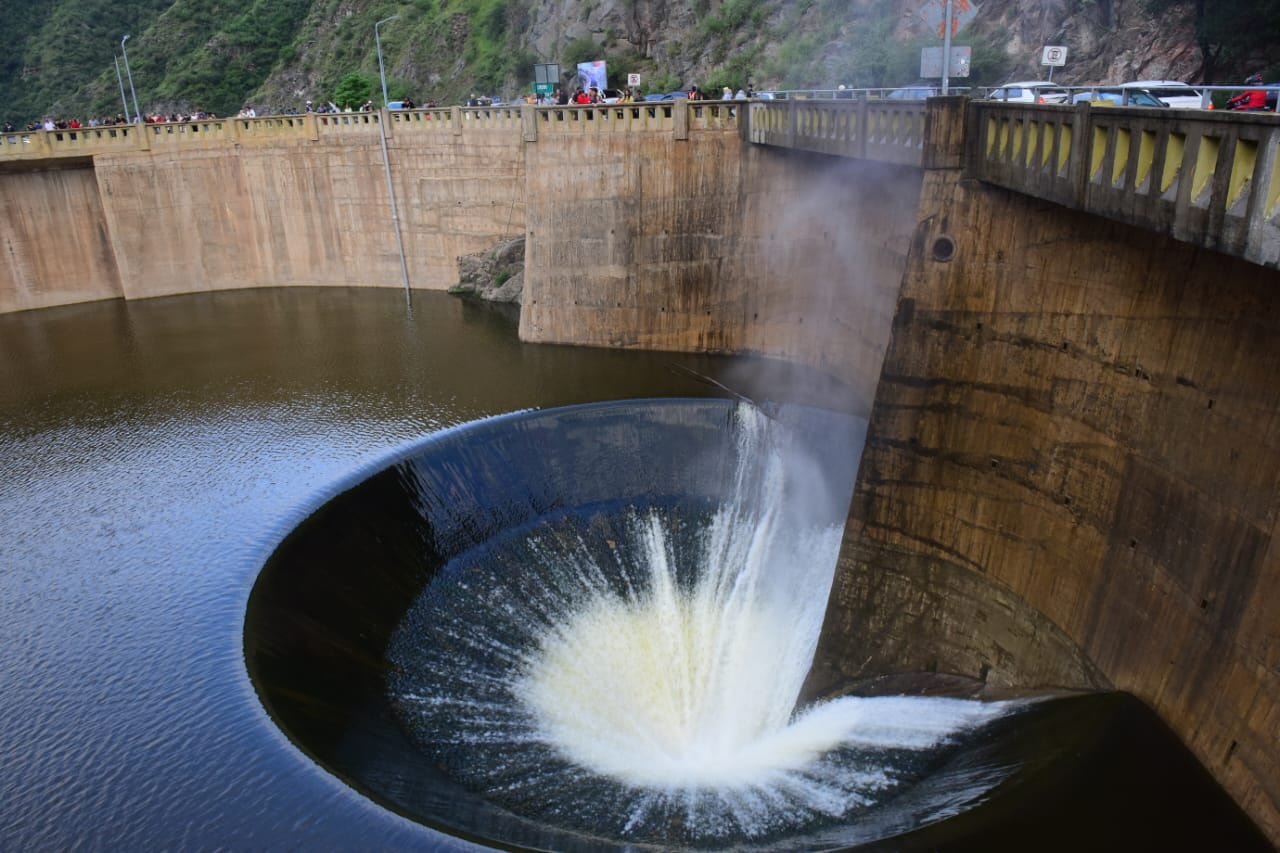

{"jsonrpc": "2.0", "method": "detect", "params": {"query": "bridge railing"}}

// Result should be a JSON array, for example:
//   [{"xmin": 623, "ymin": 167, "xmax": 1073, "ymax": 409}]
[
  {"xmin": 746, "ymin": 99, "xmax": 927, "ymax": 166},
  {"xmin": 2, "ymin": 124, "xmax": 145, "ymax": 158},
  {"xmin": 534, "ymin": 100, "xmax": 737, "ymax": 135},
  {"xmin": 0, "ymin": 101, "xmax": 743, "ymax": 162},
  {"xmin": 968, "ymin": 100, "xmax": 1280, "ymax": 268}
]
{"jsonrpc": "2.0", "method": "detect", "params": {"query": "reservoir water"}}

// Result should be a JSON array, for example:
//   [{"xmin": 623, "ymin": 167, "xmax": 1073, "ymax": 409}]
[
  {"xmin": 0, "ymin": 287, "xmax": 1269, "ymax": 851},
  {"xmin": 0, "ymin": 287, "xmax": 762, "ymax": 850}
]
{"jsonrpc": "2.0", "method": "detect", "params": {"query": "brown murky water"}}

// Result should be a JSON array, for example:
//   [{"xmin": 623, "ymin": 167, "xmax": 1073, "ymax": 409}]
[
  {"xmin": 0, "ymin": 288, "xmax": 769, "ymax": 850},
  {"xmin": 0, "ymin": 287, "xmax": 1268, "ymax": 851}
]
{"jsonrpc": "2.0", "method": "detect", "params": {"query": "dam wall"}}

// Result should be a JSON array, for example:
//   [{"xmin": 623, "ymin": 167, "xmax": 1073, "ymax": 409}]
[
  {"xmin": 1, "ymin": 107, "xmax": 916, "ymax": 398},
  {"xmin": 0, "ymin": 162, "xmax": 123, "ymax": 312},
  {"xmin": 812, "ymin": 164, "xmax": 1280, "ymax": 840},
  {"xmin": 520, "ymin": 124, "xmax": 920, "ymax": 400},
  {"xmin": 93, "ymin": 113, "xmax": 527, "ymax": 301},
  {"xmin": 0, "ymin": 111, "xmax": 527, "ymax": 308}
]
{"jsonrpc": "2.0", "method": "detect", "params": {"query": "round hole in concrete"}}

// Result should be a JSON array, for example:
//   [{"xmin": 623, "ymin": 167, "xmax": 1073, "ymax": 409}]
[{"xmin": 931, "ymin": 235, "xmax": 956, "ymax": 263}]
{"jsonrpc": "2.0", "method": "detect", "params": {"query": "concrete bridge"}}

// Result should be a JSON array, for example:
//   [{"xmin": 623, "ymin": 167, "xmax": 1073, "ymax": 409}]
[{"xmin": 2, "ymin": 98, "xmax": 1278, "ymax": 843}]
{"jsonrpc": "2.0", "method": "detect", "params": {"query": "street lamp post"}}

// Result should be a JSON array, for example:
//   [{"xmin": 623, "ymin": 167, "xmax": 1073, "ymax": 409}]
[
  {"xmin": 375, "ymin": 15, "xmax": 399, "ymax": 108},
  {"xmin": 373, "ymin": 15, "xmax": 411, "ymax": 310},
  {"xmin": 121, "ymin": 35, "xmax": 141, "ymax": 122},
  {"xmin": 114, "ymin": 56, "xmax": 130, "ymax": 121}
]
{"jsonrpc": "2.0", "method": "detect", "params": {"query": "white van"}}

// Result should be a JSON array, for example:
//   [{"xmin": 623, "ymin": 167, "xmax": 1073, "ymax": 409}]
[{"xmin": 1121, "ymin": 81, "xmax": 1206, "ymax": 109}]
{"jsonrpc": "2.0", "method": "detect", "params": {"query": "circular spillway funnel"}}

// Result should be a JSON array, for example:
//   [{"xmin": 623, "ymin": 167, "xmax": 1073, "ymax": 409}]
[{"xmin": 245, "ymin": 398, "xmax": 1038, "ymax": 851}]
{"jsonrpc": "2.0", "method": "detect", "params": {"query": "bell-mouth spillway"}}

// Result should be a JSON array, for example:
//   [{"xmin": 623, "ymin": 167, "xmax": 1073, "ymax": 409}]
[{"xmin": 242, "ymin": 397, "xmax": 1269, "ymax": 852}]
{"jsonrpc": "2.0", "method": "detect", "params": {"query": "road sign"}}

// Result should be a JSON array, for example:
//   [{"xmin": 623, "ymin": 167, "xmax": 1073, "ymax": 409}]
[
  {"xmin": 534, "ymin": 63, "xmax": 560, "ymax": 85},
  {"xmin": 1041, "ymin": 45, "xmax": 1068, "ymax": 67},
  {"xmin": 921, "ymin": 46, "xmax": 972, "ymax": 78},
  {"xmin": 627, "ymin": 73, "xmax": 641, "ymax": 87},
  {"xmin": 921, "ymin": 0, "xmax": 978, "ymax": 38}
]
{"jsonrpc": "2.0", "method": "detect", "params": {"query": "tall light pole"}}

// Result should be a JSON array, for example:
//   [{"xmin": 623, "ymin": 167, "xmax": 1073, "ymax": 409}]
[
  {"xmin": 121, "ymin": 35, "xmax": 141, "ymax": 122},
  {"xmin": 941, "ymin": 0, "xmax": 953, "ymax": 95},
  {"xmin": 374, "ymin": 15, "xmax": 411, "ymax": 310},
  {"xmin": 114, "ymin": 56, "xmax": 129, "ymax": 121},
  {"xmin": 375, "ymin": 15, "xmax": 399, "ymax": 108}
]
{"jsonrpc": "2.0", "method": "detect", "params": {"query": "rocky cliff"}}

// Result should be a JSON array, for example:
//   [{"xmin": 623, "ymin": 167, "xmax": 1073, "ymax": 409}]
[{"xmin": 0, "ymin": 0, "xmax": 1227, "ymax": 124}]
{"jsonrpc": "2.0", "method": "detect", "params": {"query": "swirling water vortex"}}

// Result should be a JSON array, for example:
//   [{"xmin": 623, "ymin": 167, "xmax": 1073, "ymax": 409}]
[{"xmin": 387, "ymin": 404, "xmax": 1011, "ymax": 848}]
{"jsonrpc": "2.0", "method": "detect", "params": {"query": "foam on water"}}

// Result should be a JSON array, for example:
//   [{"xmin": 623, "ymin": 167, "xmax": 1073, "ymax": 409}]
[{"xmin": 387, "ymin": 403, "xmax": 1012, "ymax": 845}]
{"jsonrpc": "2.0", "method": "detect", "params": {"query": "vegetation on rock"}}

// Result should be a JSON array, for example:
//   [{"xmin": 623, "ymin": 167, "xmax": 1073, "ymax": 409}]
[{"xmin": 2, "ymin": 0, "xmax": 1278, "ymax": 126}]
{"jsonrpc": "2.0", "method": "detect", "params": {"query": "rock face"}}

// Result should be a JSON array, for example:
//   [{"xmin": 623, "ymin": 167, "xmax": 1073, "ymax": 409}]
[{"xmin": 451, "ymin": 237, "xmax": 525, "ymax": 304}]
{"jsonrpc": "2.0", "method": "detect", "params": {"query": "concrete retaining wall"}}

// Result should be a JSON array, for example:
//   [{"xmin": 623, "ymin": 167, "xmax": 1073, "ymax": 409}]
[
  {"xmin": 0, "ymin": 113, "xmax": 526, "ymax": 310},
  {"xmin": 89, "ymin": 121, "xmax": 526, "ymax": 302},
  {"xmin": 0, "ymin": 163, "xmax": 123, "ymax": 311},
  {"xmin": 814, "ymin": 166, "xmax": 1280, "ymax": 841},
  {"xmin": 520, "ymin": 128, "xmax": 920, "ymax": 402}
]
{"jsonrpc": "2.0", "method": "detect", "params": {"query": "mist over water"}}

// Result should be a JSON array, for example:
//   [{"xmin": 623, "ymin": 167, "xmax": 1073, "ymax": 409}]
[{"xmin": 387, "ymin": 403, "xmax": 1012, "ymax": 846}]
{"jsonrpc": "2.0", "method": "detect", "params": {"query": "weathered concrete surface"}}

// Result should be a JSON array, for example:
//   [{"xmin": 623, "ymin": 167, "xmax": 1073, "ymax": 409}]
[
  {"xmin": 0, "ymin": 163, "xmax": 123, "ymax": 312},
  {"xmin": 521, "ymin": 130, "xmax": 920, "ymax": 402},
  {"xmin": 0, "ymin": 125, "xmax": 526, "ymax": 308},
  {"xmin": 814, "ymin": 167, "xmax": 1280, "ymax": 841}
]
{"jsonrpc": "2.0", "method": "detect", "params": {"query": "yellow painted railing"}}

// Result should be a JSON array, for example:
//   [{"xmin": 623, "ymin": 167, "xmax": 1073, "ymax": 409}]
[
  {"xmin": 746, "ymin": 99, "xmax": 927, "ymax": 166},
  {"xmin": 968, "ymin": 100, "xmax": 1280, "ymax": 269}
]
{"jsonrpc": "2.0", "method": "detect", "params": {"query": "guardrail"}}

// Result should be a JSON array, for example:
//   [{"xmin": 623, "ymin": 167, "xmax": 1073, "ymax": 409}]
[
  {"xmin": 746, "ymin": 99, "xmax": 928, "ymax": 166},
  {"xmin": 0, "ymin": 101, "xmax": 741, "ymax": 162},
  {"xmin": 968, "ymin": 100, "xmax": 1280, "ymax": 268}
]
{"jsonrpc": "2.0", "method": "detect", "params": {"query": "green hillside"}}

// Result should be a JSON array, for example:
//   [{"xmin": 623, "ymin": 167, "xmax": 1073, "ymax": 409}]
[
  {"xmin": 0, "ymin": 0, "xmax": 1020, "ymax": 124},
  {"xmin": 2, "ymin": 0, "xmax": 1276, "ymax": 127}
]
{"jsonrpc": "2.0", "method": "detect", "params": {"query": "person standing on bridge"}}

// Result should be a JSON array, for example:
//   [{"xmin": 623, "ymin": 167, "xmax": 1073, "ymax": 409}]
[{"xmin": 1228, "ymin": 73, "xmax": 1269, "ymax": 111}]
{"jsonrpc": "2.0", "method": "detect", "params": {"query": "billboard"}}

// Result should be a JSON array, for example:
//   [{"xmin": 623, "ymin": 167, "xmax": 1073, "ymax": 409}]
[
  {"xmin": 576, "ymin": 61, "xmax": 608, "ymax": 94},
  {"xmin": 534, "ymin": 63, "xmax": 560, "ymax": 96}
]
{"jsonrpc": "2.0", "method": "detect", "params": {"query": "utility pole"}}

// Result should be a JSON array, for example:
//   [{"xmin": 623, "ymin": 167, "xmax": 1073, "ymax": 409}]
[
  {"xmin": 376, "ymin": 15, "xmax": 399, "ymax": 108},
  {"xmin": 374, "ymin": 15, "xmax": 411, "ymax": 311},
  {"xmin": 114, "ymin": 56, "xmax": 129, "ymax": 120},
  {"xmin": 941, "ymin": 0, "xmax": 953, "ymax": 95},
  {"xmin": 121, "ymin": 35, "xmax": 141, "ymax": 122}
]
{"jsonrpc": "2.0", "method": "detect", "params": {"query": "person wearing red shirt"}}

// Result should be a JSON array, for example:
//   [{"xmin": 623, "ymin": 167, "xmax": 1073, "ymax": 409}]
[{"xmin": 1228, "ymin": 73, "xmax": 1269, "ymax": 111}]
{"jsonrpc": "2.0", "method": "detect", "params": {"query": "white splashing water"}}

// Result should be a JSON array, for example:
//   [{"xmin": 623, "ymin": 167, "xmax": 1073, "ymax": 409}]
[{"xmin": 388, "ymin": 403, "xmax": 1012, "ymax": 845}]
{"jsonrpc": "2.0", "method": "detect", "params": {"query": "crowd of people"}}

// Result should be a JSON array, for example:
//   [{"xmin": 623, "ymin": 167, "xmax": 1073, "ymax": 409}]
[
  {"xmin": 3, "ymin": 83, "xmax": 763, "ymax": 133},
  {"xmin": 3, "ymin": 110, "xmax": 220, "ymax": 132},
  {"xmin": 536, "ymin": 82, "xmax": 755, "ymax": 106}
]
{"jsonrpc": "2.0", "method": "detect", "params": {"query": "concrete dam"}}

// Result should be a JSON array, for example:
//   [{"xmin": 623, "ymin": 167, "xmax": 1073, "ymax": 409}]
[{"xmin": 1, "ymin": 98, "xmax": 1277, "ymax": 845}]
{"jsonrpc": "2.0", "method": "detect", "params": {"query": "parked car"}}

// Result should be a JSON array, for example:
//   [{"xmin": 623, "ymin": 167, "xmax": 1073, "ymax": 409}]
[
  {"xmin": 1070, "ymin": 89, "xmax": 1167, "ymax": 107},
  {"xmin": 984, "ymin": 81, "xmax": 1069, "ymax": 104},
  {"xmin": 1120, "ymin": 80, "xmax": 1206, "ymax": 109},
  {"xmin": 884, "ymin": 85, "xmax": 939, "ymax": 100},
  {"xmin": 600, "ymin": 89, "xmax": 625, "ymax": 104}
]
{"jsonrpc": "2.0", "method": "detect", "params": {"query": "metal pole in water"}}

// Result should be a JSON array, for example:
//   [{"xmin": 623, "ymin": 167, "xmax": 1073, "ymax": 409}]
[{"xmin": 375, "ymin": 15, "xmax": 412, "ymax": 311}]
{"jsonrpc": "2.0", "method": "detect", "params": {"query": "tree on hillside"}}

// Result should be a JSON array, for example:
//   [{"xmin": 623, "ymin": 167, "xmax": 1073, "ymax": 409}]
[
  {"xmin": 1145, "ymin": 0, "xmax": 1280, "ymax": 81},
  {"xmin": 333, "ymin": 72, "xmax": 374, "ymax": 110}
]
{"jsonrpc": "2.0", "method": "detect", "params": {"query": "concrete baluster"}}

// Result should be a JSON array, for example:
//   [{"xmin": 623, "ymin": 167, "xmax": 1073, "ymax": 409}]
[
  {"xmin": 522, "ymin": 104, "xmax": 538, "ymax": 143},
  {"xmin": 674, "ymin": 98, "xmax": 688, "ymax": 141}
]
